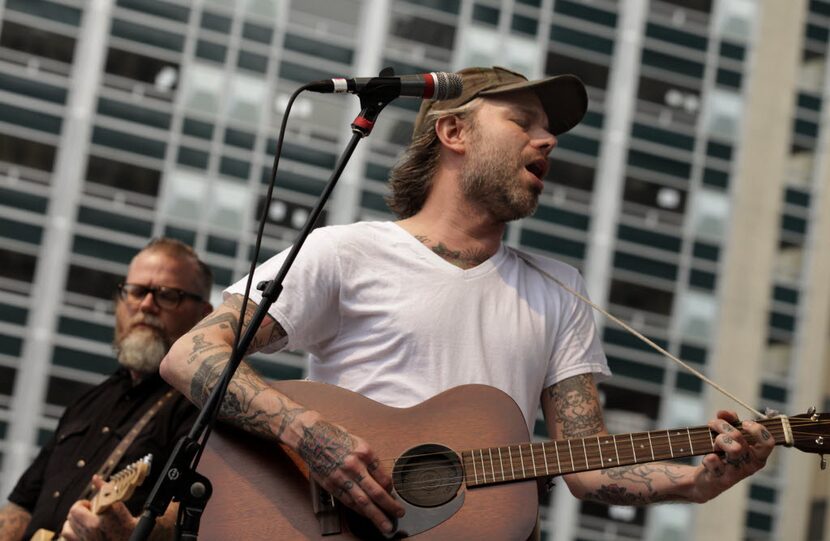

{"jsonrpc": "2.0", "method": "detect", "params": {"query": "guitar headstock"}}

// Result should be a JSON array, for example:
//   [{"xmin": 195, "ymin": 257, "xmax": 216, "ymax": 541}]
[
  {"xmin": 788, "ymin": 408, "xmax": 830, "ymax": 464},
  {"xmin": 94, "ymin": 454, "xmax": 153, "ymax": 513}
]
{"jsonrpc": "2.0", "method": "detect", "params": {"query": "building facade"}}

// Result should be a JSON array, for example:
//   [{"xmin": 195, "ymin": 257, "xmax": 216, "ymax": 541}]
[{"xmin": 0, "ymin": 0, "xmax": 829, "ymax": 539}]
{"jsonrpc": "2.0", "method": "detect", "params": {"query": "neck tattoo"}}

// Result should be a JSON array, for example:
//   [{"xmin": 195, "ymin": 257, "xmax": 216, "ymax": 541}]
[{"xmin": 415, "ymin": 235, "xmax": 491, "ymax": 269}]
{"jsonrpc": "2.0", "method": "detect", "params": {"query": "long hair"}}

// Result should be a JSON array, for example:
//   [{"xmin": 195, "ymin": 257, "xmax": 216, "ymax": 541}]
[{"xmin": 386, "ymin": 99, "xmax": 482, "ymax": 218}]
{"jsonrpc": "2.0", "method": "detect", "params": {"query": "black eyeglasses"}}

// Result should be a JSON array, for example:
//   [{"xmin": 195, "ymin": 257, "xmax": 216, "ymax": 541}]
[{"xmin": 117, "ymin": 283, "xmax": 204, "ymax": 309}]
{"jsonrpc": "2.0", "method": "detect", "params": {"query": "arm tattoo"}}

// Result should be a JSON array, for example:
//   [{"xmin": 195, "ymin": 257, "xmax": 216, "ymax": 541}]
[
  {"xmin": 582, "ymin": 464, "xmax": 686, "ymax": 505},
  {"xmin": 0, "ymin": 503, "xmax": 31, "ymax": 539},
  {"xmin": 548, "ymin": 374, "xmax": 604, "ymax": 438},
  {"xmin": 298, "ymin": 421, "xmax": 355, "ymax": 478}
]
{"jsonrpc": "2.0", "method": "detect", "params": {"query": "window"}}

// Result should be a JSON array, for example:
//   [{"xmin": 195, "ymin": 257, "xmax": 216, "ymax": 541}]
[
  {"xmin": 716, "ymin": 0, "xmax": 756, "ymax": 42},
  {"xmin": 86, "ymin": 155, "xmax": 161, "ymax": 196},
  {"xmin": 608, "ymin": 279, "xmax": 674, "ymax": 315},
  {"xmin": 163, "ymin": 168, "xmax": 209, "ymax": 223},
  {"xmin": 105, "ymin": 48, "xmax": 180, "ymax": 88},
  {"xmin": 0, "ymin": 21, "xmax": 76, "ymax": 64},
  {"xmin": 182, "ymin": 62, "xmax": 225, "ymax": 116},
  {"xmin": 677, "ymin": 290, "xmax": 717, "ymax": 341},
  {"xmin": 690, "ymin": 189, "xmax": 730, "ymax": 240}
]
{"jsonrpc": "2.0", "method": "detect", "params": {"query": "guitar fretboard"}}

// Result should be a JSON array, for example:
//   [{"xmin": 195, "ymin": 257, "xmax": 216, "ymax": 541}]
[{"xmin": 460, "ymin": 417, "xmax": 788, "ymax": 487}]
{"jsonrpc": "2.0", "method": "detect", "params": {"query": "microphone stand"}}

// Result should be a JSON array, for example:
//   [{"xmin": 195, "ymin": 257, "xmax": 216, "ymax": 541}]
[{"xmin": 129, "ymin": 75, "xmax": 399, "ymax": 541}]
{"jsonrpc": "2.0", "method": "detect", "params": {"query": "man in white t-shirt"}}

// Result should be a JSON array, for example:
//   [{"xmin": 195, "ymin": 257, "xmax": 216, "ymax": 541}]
[{"xmin": 160, "ymin": 67, "xmax": 774, "ymax": 536}]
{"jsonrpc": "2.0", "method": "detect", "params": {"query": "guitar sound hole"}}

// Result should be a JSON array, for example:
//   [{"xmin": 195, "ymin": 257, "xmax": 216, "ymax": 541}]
[{"xmin": 392, "ymin": 444, "xmax": 462, "ymax": 508}]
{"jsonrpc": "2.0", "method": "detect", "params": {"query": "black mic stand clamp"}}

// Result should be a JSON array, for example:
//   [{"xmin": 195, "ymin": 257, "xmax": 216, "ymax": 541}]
[{"xmin": 129, "ymin": 68, "xmax": 401, "ymax": 541}]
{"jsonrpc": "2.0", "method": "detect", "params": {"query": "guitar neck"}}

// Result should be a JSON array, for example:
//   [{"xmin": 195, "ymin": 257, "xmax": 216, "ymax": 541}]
[{"xmin": 461, "ymin": 417, "xmax": 790, "ymax": 487}]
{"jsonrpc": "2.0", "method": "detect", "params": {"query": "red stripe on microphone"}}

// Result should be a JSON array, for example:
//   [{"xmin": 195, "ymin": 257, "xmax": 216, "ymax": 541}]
[{"xmin": 422, "ymin": 73, "xmax": 435, "ymax": 99}]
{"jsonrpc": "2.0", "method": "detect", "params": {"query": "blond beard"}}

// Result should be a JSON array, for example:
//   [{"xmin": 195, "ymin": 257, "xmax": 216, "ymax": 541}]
[{"xmin": 115, "ymin": 325, "xmax": 169, "ymax": 375}]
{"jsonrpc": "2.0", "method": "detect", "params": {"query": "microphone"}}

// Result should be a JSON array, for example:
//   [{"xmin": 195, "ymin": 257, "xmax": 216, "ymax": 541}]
[{"xmin": 308, "ymin": 72, "xmax": 463, "ymax": 101}]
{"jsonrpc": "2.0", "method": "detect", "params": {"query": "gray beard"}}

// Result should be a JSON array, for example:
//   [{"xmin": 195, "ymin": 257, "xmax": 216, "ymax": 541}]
[{"xmin": 115, "ymin": 327, "xmax": 168, "ymax": 375}]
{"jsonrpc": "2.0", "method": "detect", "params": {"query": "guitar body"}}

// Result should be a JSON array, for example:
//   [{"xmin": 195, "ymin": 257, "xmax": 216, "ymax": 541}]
[{"xmin": 198, "ymin": 381, "xmax": 539, "ymax": 540}]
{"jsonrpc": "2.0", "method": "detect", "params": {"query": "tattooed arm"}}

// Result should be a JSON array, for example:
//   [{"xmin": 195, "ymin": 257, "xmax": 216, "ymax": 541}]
[
  {"xmin": 540, "ymin": 373, "xmax": 774, "ymax": 505},
  {"xmin": 0, "ymin": 502, "xmax": 30, "ymax": 541},
  {"xmin": 159, "ymin": 294, "xmax": 404, "ymax": 533}
]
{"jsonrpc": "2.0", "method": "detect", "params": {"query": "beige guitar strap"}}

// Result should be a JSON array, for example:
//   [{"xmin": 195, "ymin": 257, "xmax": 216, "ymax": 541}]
[{"xmin": 80, "ymin": 389, "xmax": 176, "ymax": 500}]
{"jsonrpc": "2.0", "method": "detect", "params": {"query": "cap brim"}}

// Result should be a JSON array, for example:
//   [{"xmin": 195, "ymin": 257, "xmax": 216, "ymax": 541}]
[{"xmin": 479, "ymin": 74, "xmax": 587, "ymax": 135}]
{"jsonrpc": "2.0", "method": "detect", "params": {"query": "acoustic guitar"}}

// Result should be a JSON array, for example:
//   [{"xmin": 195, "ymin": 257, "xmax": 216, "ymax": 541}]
[
  {"xmin": 30, "ymin": 455, "xmax": 152, "ymax": 541},
  {"xmin": 196, "ymin": 381, "xmax": 828, "ymax": 540}
]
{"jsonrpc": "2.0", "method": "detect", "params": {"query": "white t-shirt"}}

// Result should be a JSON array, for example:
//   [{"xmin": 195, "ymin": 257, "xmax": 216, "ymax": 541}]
[{"xmin": 225, "ymin": 221, "xmax": 610, "ymax": 432}]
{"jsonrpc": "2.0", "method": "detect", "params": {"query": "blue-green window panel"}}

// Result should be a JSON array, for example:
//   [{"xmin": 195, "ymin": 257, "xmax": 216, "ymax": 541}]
[
  {"xmin": 92, "ymin": 126, "xmax": 166, "ymax": 159},
  {"xmin": 268, "ymin": 139, "xmax": 338, "ymax": 170},
  {"xmin": 72, "ymin": 235, "xmax": 137, "ymax": 265},
  {"xmin": 761, "ymin": 383, "xmax": 788, "ymax": 404},
  {"xmin": 628, "ymin": 149, "xmax": 692, "ymax": 179},
  {"xmin": 556, "ymin": 133, "xmax": 600, "ymax": 157},
  {"xmin": 237, "ymin": 50, "xmax": 269, "ymax": 73},
  {"xmin": 706, "ymin": 140, "xmax": 733, "ymax": 160},
  {"xmin": 688, "ymin": 269, "xmax": 716, "ymax": 291},
  {"xmin": 267, "ymin": 167, "xmax": 327, "ymax": 197},
  {"xmin": 209, "ymin": 264, "xmax": 232, "ymax": 286},
  {"xmin": 810, "ymin": 0, "xmax": 830, "ymax": 17},
  {"xmin": 116, "ymin": 0, "xmax": 190, "ymax": 23},
  {"xmin": 745, "ymin": 511, "xmax": 773, "ymax": 533},
  {"xmin": 553, "ymin": 0, "xmax": 617, "ymax": 28},
  {"xmin": 177, "ymin": 146, "xmax": 209, "ymax": 169},
  {"xmin": 249, "ymin": 358, "xmax": 304, "ymax": 381},
  {"xmin": 534, "ymin": 204, "xmax": 590, "ymax": 231},
  {"xmin": 164, "ymin": 225, "xmax": 196, "ymax": 246},
  {"xmin": 781, "ymin": 214, "xmax": 808, "ymax": 235},
  {"xmin": 284, "ymin": 34, "xmax": 355, "ymax": 65},
  {"xmin": 280, "ymin": 61, "xmax": 341, "ymax": 87},
  {"xmin": 65, "ymin": 263, "xmax": 126, "ymax": 299},
  {"xmin": 806, "ymin": 23, "xmax": 829, "ymax": 43},
  {"xmin": 769, "ymin": 311, "xmax": 796, "ymax": 332},
  {"xmin": 6, "ymin": 0, "xmax": 82, "ymax": 26},
  {"xmin": 207, "ymin": 235, "xmax": 237, "ymax": 257},
  {"xmin": 195, "ymin": 39, "xmax": 227, "ymax": 63},
  {"xmin": 472, "ymin": 4, "xmax": 499, "ymax": 26},
  {"xmin": 219, "ymin": 156, "xmax": 251, "ymax": 179},
  {"xmin": 675, "ymin": 372, "xmax": 702, "ymax": 393},
  {"xmin": 201, "ymin": 10, "xmax": 232, "ymax": 33},
  {"xmin": 715, "ymin": 68, "xmax": 742, "ymax": 89},
  {"xmin": 773, "ymin": 285, "xmax": 799, "ymax": 305},
  {"xmin": 86, "ymin": 155, "xmax": 161, "ymax": 197},
  {"xmin": 702, "ymin": 167, "xmax": 729, "ymax": 189},
  {"xmin": 613, "ymin": 251, "xmax": 678, "ymax": 280},
  {"xmin": 0, "ymin": 103, "xmax": 62, "ymax": 134},
  {"xmin": 0, "ymin": 216, "xmax": 43, "ymax": 245},
  {"xmin": 750, "ymin": 484, "xmax": 778, "ymax": 504},
  {"xmin": 797, "ymin": 92, "xmax": 822, "ymax": 112},
  {"xmin": 641, "ymin": 49, "xmax": 705, "ymax": 78},
  {"xmin": 224, "ymin": 128, "xmax": 256, "ymax": 150},
  {"xmin": 0, "ymin": 332, "xmax": 22, "ymax": 357},
  {"xmin": 183, "ymin": 118, "xmax": 214, "ymax": 140},
  {"xmin": 719, "ymin": 41, "xmax": 746, "ymax": 61},
  {"xmin": 360, "ymin": 190, "xmax": 390, "ymax": 215},
  {"xmin": 511, "ymin": 13, "xmax": 538, "ymax": 36},
  {"xmin": 57, "ymin": 316, "xmax": 114, "ymax": 344},
  {"xmin": 794, "ymin": 118, "xmax": 819, "ymax": 138},
  {"xmin": 110, "ymin": 19, "xmax": 185, "ymax": 52},
  {"xmin": 242, "ymin": 22, "xmax": 273, "ymax": 45},
  {"xmin": 607, "ymin": 355, "xmax": 664, "ymax": 384},
  {"xmin": 520, "ymin": 229, "xmax": 585, "ymax": 261},
  {"xmin": 0, "ymin": 73, "xmax": 67, "ymax": 104},
  {"xmin": 645, "ymin": 22, "xmax": 708, "ymax": 52},
  {"xmin": 679, "ymin": 343, "xmax": 707, "ymax": 364},
  {"xmin": 0, "ymin": 187, "xmax": 48, "ymax": 213},
  {"xmin": 603, "ymin": 326, "xmax": 668, "ymax": 354},
  {"xmin": 399, "ymin": 0, "xmax": 460, "ymax": 14},
  {"xmin": 617, "ymin": 224, "xmax": 682, "ymax": 253},
  {"xmin": 631, "ymin": 123, "xmax": 695, "ymax": 151},
  {"xmin": 77, "ymin": 206, "xmax": 153, "ymax": 237},
  {"xmin": 550, "ymin": 25, "xmax": 614, "ymax": 56},
  {"xmin": 785, "ymin": 187, "xmax": 811, "ymax": 207},
  {"xmin": 52, "ymin": 345, "xmax": 118, "ymax": 375},
  {"xmin": 97, "ymin": 98, "xmax": 171, "ymax": 130},
  {"xmin": 0, "ymin": 302, "xmax": 27, "ymax": 326},
  {"xmin": 545, "ymin": 51, "xmax": 609, "ymax": 90},
  {"xmin": 692, "ymin": 241, "xmax": 719, "ymax": 262}
]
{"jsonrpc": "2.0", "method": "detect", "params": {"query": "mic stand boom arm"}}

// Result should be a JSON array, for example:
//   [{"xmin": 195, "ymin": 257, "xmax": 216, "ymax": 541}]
[{"xmin": 129, "ymin": 79, "xmax": 399, "ymax": 541}]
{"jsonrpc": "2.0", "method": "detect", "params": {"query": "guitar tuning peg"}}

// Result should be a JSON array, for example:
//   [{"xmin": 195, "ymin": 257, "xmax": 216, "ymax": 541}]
[
  {"xmin": 821, "ymin": 455, "xmax": 827, "ymax": 471},
  {"xmin": 808, "ymin": 406, "xmax": 817, "ymax": 415}
]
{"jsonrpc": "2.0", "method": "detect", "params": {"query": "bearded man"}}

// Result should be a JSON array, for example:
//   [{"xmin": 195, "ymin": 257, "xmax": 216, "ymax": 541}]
[
  {"xmin": 159, "ymin": 67, "xmax": 774, "ymax": 537},
  {"xmin": 0, "ymin": 238, "xmax": 212, "ymax": 541}
]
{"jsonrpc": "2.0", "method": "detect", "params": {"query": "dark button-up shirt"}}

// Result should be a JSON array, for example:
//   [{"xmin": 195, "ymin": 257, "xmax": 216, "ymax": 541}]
[{"xmin": 9, "ymin": 368, "xmax": 198, "ymax": 538}]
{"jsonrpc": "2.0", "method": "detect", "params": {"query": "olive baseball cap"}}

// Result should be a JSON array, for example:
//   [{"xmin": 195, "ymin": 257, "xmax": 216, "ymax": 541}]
[{"xmin": 413, "ymin": 66, "xmax": 588, "ymax": 137}]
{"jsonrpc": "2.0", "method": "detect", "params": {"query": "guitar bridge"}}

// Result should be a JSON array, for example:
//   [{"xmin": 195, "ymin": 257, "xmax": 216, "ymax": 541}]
[{"xmin": 310, "ymin": 480, "xmax": 342, "ymax": 535}]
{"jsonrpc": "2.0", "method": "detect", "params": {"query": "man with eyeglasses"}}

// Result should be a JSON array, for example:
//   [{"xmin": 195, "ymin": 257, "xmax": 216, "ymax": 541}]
[{"xmin": 0, "ymin": 238, "xmax": 213, "ymax": 541}]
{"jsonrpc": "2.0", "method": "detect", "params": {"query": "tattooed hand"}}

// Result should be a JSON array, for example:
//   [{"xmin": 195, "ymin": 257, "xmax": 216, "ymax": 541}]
[
  {"xmin": 293, "ymin": 415, "xmax": 405, "ymax": 534},
  {"xmin": 693, "ymin": 410, "xmax": 775, "ymax": 503}
]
